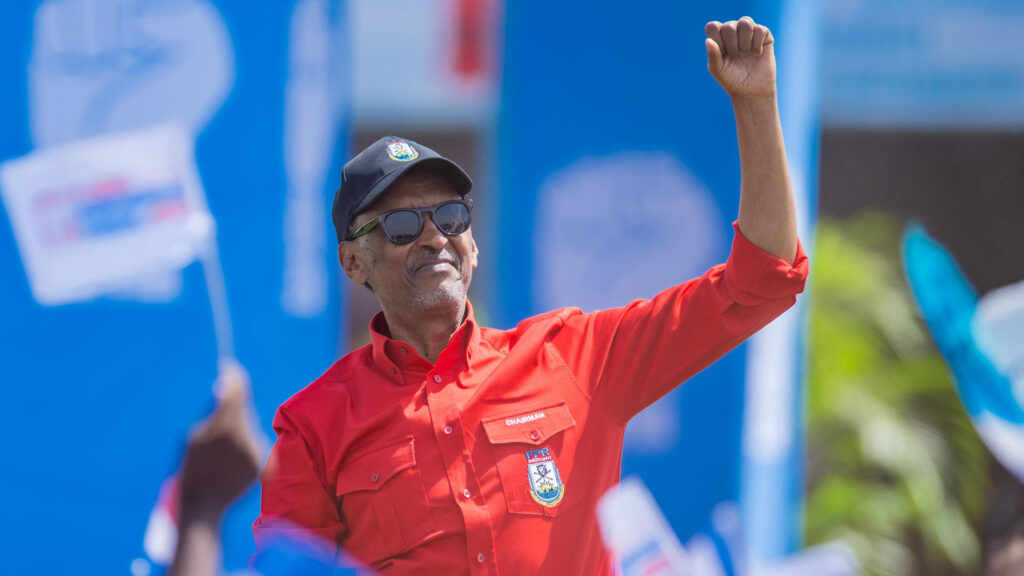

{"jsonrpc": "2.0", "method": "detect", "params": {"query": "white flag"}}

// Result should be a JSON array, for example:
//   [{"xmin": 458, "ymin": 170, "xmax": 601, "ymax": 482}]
[
  {"xmin": 972, "ymin": 278, "xmax": 1024, "ymax": 482},
  {"xmin": 974, "ymin": 278, "xmax": 1024, "ymax": 394},
  {"xmin": 598, "ymin": 477, "xmax": 693, "ymax": 576},
  {"xmin": 0, "ymin": 124, "xmax": 213, "ymax": 306}
]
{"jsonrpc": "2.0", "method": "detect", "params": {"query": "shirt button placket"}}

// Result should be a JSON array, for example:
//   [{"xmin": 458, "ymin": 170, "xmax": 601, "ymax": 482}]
[{"xmin": 425, "ymin": 372, "xmax": 494, "ymax": 574}]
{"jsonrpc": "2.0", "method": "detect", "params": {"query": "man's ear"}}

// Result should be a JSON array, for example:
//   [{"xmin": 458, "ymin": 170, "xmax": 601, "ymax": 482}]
[
  {"xmin": 338, "ymin": 241, "xmax": 368, "ymax": 285},
  {"xmin": 469, "ymin": 238, "xmax": 479, "ymax": 270}
]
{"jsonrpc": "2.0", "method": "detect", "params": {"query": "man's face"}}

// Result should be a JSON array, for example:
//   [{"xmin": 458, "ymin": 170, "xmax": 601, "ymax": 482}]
[{"xmin": 340, "ymin": 170, "xmax": 478, "ymax": 315}]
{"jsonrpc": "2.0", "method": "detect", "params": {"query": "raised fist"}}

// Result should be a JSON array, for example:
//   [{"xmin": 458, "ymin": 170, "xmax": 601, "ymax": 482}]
[{"xmin": 705, "ymin": 17, "xmax": 777, "ymax": 100}]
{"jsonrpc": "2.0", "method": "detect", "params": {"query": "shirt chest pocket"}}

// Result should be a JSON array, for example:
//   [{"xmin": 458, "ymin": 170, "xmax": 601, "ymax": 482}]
[
  {"xmin": 481, "ymin": 402, "xmax": 584, "ymax": 517},
  {"xmin": 335, "ymin": 437, "xmax": 436, "ymax": 557}
]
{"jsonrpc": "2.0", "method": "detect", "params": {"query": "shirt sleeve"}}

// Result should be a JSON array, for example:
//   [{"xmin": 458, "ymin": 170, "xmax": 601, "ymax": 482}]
[
  {"xmin": 551, "ymin": 221, "xmax": 809, "ymax": 423},
  {"xmin": 252, "ymin": 405, "xmax": 346, "ymax": 553}
]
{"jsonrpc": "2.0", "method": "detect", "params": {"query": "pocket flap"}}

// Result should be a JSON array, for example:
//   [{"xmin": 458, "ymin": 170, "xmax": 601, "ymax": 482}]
[
  {"xmin": 335, "ymin": 437, "xmax": 416, "ymax": 495},
  {"xmin": 481, "ymin": 402, "xmax": 576, "ymax": 445}
]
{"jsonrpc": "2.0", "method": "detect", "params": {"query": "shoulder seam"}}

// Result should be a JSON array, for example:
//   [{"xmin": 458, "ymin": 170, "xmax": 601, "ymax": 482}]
[
  {"xmin": 552, "ymin": 312, "xmax": 632, "ymax": 426},
  {"xmin": 479, "ymin": 332, "xmax": 509, "ymax": 356},
  {"xmin": 543, "ymin": 340, "xmax": 593, "ymax": 405}
]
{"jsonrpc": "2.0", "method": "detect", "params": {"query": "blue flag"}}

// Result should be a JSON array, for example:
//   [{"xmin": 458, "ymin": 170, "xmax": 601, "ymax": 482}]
[{"xmin": 902, "ymin": 224, "xmax": 1024, "ymax": 481}]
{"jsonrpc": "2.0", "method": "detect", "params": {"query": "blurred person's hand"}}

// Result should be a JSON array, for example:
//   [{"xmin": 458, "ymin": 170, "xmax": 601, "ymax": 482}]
[
  {"xmin": 179, "ymin": 361, "xmax": 264, "ymax": 514},
  {"xmin": 169, "ymin": 361, "xmax": 265, "ymax": 576},
  {"xmin": 704, "ymin": 17, "xmax": 776, "ymax": 100}
]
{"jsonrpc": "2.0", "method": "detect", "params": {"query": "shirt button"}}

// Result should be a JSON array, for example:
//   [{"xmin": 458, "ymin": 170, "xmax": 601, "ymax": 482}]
[
  {"xmin": 443, "ymin": 425, "xmax": 454, "ymax": 435},
  {"xmin": 477, "ymin": 553, "xmax": 485, "ymax": 563},
  {"xmin": 462, "ymin": 488, "xmax": 472, "ymax": 499},
  {"xmin": 370, "ymin": 472, "xmax": 379, "ymax": 483},
  {"xmin": 433, "ymin": 374, "xmax": 442, "ymax": 383},
  {"xmin": 399, "ymin": 348, "xmax": 408, "ymax": 355},
  {"xmin": 530, "ymin": 430, "xmax": 541, "ymax": 441}
]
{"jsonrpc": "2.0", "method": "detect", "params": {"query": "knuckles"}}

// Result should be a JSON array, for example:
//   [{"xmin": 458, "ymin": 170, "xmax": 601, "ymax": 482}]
[{"xmin": 706, "ymin": 17, "xmax": 770, "ymax": 54}]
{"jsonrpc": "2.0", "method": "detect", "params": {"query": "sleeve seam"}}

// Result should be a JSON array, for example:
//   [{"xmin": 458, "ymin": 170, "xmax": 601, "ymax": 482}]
[{"xmin": 278, "ymin": 405, "xmax": 333, "ymax": 497}]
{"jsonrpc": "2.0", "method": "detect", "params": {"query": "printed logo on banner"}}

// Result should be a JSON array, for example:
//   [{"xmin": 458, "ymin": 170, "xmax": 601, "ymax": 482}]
[
  {"xmin": 385, "ymin": 138, "xmax": 418, "ymax": 162},
  {"xmin": 526, "ymin": 448, "xmax": 565, "ymax": 506}
]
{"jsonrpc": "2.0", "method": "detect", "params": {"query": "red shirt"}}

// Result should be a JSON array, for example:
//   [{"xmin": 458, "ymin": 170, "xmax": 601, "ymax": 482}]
[{"xmin": 254, "ymin": 223, "xmax": 808, "ymax": 575}]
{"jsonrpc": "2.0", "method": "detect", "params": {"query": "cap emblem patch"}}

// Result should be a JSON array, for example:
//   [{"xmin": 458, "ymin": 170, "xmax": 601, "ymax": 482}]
[{"xmin": 385, "ymin": 138, "xmax": 418, "ymax": 162}]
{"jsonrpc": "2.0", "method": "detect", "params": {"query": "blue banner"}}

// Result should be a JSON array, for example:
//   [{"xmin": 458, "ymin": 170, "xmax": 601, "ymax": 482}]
[
  {"xmin": 740, "ymin": 0, "xmax": 820, "ymax": 565},
  {"xmin": 498, "ymin": 1, "xmax": 817, "ymax": 548},
  {"xmin": 0, "ymin": 1, "xmax": 347, "ymax": 574},
  {"xmin": 821, "ymin": 0, "xmax": 1024, "ymax": 129}
]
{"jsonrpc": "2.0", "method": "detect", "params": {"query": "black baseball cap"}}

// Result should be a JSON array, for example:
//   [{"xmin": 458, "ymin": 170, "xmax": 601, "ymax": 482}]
[{"xmin": 332, "ymin": 136, "xmax": 473, "ymax": 243}]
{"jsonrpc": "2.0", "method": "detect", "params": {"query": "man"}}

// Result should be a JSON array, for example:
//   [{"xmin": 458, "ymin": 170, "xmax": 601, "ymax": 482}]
[{"xmin": 254, "ymin": 17, "xmax": 808, "ymax": 575}]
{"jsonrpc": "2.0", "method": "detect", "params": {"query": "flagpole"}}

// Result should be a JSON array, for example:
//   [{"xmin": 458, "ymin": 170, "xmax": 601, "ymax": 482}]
[{"xmin": 200, "ymin": 236, "xmax": 235, "ymax": 362}]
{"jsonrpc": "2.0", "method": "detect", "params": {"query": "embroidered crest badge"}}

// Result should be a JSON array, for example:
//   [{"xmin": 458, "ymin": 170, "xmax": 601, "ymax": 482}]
[
  {"xmin": 526, "ymin": 448, "xmax": 565, "ymax": 507},
  {"xmin": 385, "ymin": 138, "xmax": 418, "ymax": 162}
]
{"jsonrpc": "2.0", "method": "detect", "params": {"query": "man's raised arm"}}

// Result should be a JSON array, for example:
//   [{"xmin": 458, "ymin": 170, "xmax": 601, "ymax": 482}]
[{"xmin": 705, "ymin": 17, "xmax": 798, "ymax": 264}]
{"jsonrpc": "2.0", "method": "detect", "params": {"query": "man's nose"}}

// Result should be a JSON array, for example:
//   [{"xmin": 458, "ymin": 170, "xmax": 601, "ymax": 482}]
[{"xmin": 417, "ymin": 214, "xmax": 447, "ymax": 249}]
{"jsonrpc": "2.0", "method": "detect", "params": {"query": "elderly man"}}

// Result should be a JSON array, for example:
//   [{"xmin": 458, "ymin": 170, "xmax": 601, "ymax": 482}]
[{"xmin": 255, "ymin": 17, "xmax": 808, "ymax": 575}]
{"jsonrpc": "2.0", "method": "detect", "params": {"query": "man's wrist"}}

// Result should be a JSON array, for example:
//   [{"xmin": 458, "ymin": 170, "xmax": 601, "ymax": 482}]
[
  {"xmin": 730, "ymin": 92, "xmax": 779, "ymax": 114},
  {"xmin": 730, "ymin": 93, "xmax": 782, "ymax": 131}
]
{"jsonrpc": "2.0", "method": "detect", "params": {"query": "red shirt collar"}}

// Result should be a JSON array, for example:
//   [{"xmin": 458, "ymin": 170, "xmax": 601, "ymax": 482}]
[{"xmin": 368, "ymin": 301, "xmax": 480, "ymax": 386}]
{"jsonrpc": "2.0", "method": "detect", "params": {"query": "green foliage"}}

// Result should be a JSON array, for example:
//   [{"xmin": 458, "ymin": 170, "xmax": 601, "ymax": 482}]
[{"xmin": 805, "ymin": 213, "xmax": 991, "ymax": 576}]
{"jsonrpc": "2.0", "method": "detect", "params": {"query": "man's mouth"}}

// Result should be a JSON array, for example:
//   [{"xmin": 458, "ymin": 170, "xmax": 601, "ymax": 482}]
[{"xmin": 413, "ymin": 254, "xmax": 459, "ymax": 273}]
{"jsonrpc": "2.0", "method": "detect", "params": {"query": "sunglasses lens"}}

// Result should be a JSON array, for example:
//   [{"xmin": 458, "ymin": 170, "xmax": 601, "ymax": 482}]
[
  {"xmin": 381, "ymin": 210, "xmax": 422, "ymax": 244},
  {"xmin": 434, "ymin": 202, "xmax": 470, "ymax": 236}
]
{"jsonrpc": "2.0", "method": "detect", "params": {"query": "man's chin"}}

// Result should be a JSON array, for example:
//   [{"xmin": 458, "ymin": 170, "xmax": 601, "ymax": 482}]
[{"xmin": 408, "ymin": 281, "xmax": 467, "ymax": 310}]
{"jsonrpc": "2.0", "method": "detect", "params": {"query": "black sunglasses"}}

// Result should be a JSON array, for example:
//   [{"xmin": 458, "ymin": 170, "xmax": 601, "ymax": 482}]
[{"xmin": 347, "ymin": 198, "xmax": 474, "ymax": 245}]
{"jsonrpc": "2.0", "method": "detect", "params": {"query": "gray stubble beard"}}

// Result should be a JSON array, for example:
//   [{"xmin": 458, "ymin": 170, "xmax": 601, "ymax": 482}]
[{"xmin": 408, "ymin": 273, "xmax": 467, "ymax": 312}]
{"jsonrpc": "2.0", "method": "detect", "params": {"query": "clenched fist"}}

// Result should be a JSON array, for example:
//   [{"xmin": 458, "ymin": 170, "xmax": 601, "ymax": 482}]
[{"xmin": 705, "ymin": 17, "xmax": 777, "ymax": 100}]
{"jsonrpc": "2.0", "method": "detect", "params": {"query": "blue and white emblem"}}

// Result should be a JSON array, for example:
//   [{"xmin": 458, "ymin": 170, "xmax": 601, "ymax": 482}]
[
  {"xmin": 526, "ymin": 448, "xmax": 564, "ymax": 506},
  {"xmin": 385, "ymin": 138, "xmax": 418, "ymax": 162}
]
